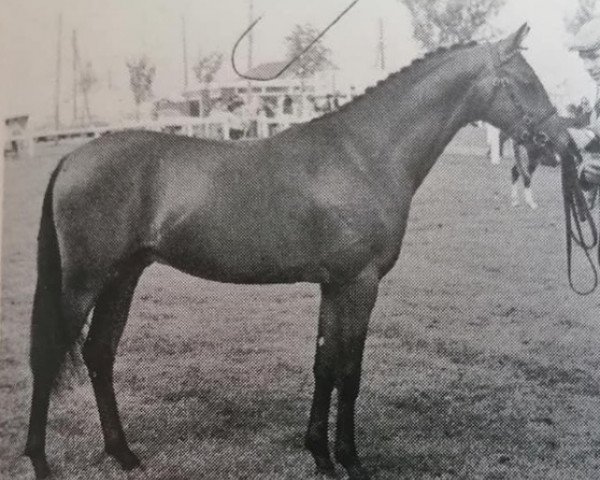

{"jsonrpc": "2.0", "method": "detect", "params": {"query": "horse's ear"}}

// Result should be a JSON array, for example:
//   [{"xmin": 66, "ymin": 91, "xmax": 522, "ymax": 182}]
[{"xmin": 500, "ymin": 23, "xmax": 531, "ymax": 54}]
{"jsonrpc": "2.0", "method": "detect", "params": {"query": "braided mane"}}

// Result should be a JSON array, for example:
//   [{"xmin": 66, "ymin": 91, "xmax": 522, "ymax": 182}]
[{"xmin": 307, "ymin": 40, "xmax": 479, "ymax": 125}]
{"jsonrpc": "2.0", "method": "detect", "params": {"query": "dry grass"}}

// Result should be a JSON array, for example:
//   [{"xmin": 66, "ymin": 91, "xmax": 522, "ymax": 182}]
[{"xmin": 2, "ymin": 131, "xmax": 600, "ymax": 479}]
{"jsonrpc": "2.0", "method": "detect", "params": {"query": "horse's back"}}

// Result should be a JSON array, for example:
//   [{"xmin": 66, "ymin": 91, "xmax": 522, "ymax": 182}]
[
  {"xmin": 51, "ymin": 131, "xmax": 214, "ymax": 281},
  {"xmin": 51, "ymin": 129, "xmax": 394, "ymax": 286},
  {"xmin": 150, "ymin": 130, "xmax": 389, "ymax": 283}
]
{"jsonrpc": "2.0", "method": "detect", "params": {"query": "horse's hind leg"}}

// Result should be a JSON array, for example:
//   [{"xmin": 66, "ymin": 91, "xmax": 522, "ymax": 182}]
[
  {"xmin": 26, "ymin": 272, "xmax": 98, "ymax": 479},
  {"xmin": 511, "ymin": 164, "xmax": 520, "ymax": 206},
  {"xmin": 82, "ymin": 259, "xmax": 146, "ymax": 470},
  {"xmin": 25, "ymin": 286, "xmax": 63, "ymax": 478}
]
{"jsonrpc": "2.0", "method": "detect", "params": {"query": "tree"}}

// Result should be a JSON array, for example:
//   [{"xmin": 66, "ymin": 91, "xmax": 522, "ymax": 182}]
[
  {"xmin": 400, "ymin": 0, "xmax": 507, "ymax": 50},
  {"xmin": 285, "ymin": 23, "xmax": 334, "ymax": 79},
  {"xmin": 126, "ymin": 55, "xmax": 156, "ymax": 120},
  {"xmin": 79, "ymin": 61, "xmax": 97, "ymax": 124},
  {"xmin": 192, "ymin": 51, "xmax": 223, "ymax": 117},
  {"xmin": 565, "ymin": 0, "xmax": 599, "ymax": 34},
  {"xmin": 284, "ymin": 23, "xmax": 335, "ymax": 117},
  {"xmin": 193, "ymin": 51, "xmax": 223, "ymax": 84}
]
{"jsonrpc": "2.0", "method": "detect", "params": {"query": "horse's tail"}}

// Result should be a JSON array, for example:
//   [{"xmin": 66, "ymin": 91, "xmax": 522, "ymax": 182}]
[{"xmin": 29, "ymin": 158, "xmax": 72, "ymax": 386}]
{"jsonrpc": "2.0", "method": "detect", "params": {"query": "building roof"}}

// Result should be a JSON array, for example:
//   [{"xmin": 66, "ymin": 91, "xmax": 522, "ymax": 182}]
[{"xmin": 243, "ymin": 61, "xmax": 293, "ymax": 80}]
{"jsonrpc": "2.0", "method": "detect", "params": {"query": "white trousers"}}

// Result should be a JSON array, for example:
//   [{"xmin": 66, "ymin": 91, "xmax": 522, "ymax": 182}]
[{"xmin": 485, "ymin": 123, "xmax": 501, "ymax": 164}]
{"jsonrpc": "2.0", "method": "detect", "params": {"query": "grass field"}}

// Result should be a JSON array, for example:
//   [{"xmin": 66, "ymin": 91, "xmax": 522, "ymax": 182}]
[{"xmin": 2, "ymin": 130, "xmax": 600, "ymax": 479}]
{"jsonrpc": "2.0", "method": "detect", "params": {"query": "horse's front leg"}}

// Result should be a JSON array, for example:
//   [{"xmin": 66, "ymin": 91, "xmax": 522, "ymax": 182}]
[
  {"xmin": 334, "ymin": 269, "xmax": 378, "ymax": 480},
  {"xmin": 306, "ymin": 267, "xmax": 379, "ymax": 480},
  {"xmin": 523, "ymin": 154, "xmax": 539, "ymax": 210},
  {"xmin": 305, "ymin": 284, "xmax": 337, "ymax": 476},
  {"xmin": 333, "ymin": 268, "xmax": 381, "ymax": 479},
  {"xmin": 511, "ymin": 164, "xmax": 521, "ymax": 206}
]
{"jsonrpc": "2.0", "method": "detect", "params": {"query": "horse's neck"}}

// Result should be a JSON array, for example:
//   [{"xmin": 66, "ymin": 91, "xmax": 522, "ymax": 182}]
[{"xmin": 334, "ymin": 50, "xmax": 482, "ymax": 189}]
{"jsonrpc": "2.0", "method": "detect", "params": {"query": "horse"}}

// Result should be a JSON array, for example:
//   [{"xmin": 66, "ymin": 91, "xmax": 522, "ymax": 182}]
[
  {"xmin": 500, "ymin": 112, "xmax": 590, "ymax": 209},
  {"xmin": 25, "ymin": 24, "xmax": 574, "ymax": 480},
  {"xmin": 498, "ymin": 130, "xmax": 556, "ymax": 209}
]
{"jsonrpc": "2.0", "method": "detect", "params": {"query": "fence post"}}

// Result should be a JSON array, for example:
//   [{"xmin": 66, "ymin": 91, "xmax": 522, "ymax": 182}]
[{"xmin": 222, "ymin": 121, "xmax": 230, "ymax": 140}]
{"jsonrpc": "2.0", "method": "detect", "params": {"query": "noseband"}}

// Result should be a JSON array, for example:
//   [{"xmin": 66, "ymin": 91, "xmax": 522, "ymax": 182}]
[{"xmin": 485, "ymin": 44, "xmax": 556, "ymax": 149}]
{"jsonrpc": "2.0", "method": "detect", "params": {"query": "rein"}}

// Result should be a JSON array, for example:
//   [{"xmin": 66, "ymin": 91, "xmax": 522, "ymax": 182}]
[
  {"xmin": 485, "ymin": 44, "xmax": 600, "ymax": 294},
  {"xmin": 561, "ymin": 148, "xmax": 600, "ymax": 294}
]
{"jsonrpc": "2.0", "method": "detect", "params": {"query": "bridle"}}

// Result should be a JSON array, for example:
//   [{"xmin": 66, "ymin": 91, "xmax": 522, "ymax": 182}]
[
  {"xmin": 561, "ymin": 152, "xmax": 599, "ymax": 295},
  {"xmin": 485, "ymin": 44, "xmax": 557, "ymax": 151},
  {"xmin": 485, "ymin": 44, "xmax": 600, "ymax": 294}
]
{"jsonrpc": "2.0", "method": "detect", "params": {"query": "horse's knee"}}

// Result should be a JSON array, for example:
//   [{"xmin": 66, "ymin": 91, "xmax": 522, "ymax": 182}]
[{"xmin": 313, "ymin": 357, "xmax": 335, "ymax": 381}]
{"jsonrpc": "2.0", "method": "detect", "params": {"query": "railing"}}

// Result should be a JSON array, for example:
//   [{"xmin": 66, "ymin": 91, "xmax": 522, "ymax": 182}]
[{"xmin": 4, "ymin": 114, "xmax": 318, "ymax": 157}]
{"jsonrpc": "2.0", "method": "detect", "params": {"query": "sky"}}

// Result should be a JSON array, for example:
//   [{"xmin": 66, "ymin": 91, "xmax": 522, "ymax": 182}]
[{"xmin": 1, "ymin": 0, "xmax": 597, "ymax": 126}]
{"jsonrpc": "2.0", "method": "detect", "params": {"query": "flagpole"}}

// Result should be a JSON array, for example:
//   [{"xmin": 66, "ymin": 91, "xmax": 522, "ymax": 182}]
[{"xmin": 54, "ymin": 13, "xmax": 63, "ymax": 132}]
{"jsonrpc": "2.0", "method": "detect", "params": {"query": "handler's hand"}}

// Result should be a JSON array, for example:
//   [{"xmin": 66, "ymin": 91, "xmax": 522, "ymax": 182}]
[
  {"xmin": 568, "ymin": 128, "xmax": 598, "ymax": 151},
  {"xmin": 580, "ymin": 155, "xmax": 600, "ymax": 185}
]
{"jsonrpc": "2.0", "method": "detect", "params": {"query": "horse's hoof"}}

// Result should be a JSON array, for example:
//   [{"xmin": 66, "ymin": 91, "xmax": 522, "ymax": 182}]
[
  {"xmin": 316, "ymin": 466, "xmax": 337, "ymax": 478},
  {"xmin": 316, "ymin": 468, "xmax": 337, "ymax": 478},
  {"xmin": 30, "ymin": 456, "xmax": 51, "ymax": 479},
  {"xmin": 314, "ymin": 456, "xmax": 337, "ymax": 477},
  {"xmin": 345, "ymin": 463, "xmax": 370, "ymax": 480},
  {"xmin": 24, "ymin": 450, "xmax": 51, "ymax": 479},
  {"xmin": 107, "ymin": 446, "xmax": 141, "ymax": 471}
]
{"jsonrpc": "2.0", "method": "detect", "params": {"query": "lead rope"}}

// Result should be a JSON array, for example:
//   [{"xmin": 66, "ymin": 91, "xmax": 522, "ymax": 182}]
[
  {"xmin": 484, "ymin": 44, "xmax": 597, "ymax": 293},
  {"xmin": 561, "ymin": 148, "xmax": 599, "ymax": 295}
]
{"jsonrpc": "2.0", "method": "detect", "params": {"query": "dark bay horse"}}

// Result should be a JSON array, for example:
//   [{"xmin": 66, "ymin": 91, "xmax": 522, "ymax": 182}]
[{"xmin": 25, "ymin": 25, "xmax": 574, "ymax": 480}]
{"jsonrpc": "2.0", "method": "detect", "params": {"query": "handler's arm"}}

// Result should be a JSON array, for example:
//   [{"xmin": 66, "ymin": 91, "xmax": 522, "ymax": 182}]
[
  {"xmin": 568, "ymin": 127, "xmax": 598, "ymax": 151},
  {"xmin": 589, "ymin": 115, "xmax": 600, "ymax": 138}
]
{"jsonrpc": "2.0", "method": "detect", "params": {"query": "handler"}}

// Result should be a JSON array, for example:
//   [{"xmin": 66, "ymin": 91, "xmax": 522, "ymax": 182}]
[{"xmin": 569, "ymin": 16, "xmax": 600, "ymax": 206}]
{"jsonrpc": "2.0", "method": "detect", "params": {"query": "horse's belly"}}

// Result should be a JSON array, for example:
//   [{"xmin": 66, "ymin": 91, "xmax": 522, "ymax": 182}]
[
  {"xmin": 155, "ymin": 212, "xmax": 378, "ymax": 285},
  {"xmin": 158, "ymin": 240, "xmax": 330, "ymax": 284}
]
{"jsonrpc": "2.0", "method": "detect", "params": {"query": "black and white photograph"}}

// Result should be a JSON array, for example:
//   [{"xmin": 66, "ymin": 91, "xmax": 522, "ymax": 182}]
[{"xmin": 3, "ymin": 0, "xmax": 600, "ymax": 478}]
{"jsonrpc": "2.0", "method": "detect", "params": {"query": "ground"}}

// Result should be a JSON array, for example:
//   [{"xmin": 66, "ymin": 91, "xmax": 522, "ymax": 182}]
[{"xmin": 2, "ymin": 129, "xmax": 600, "ymax": 479}]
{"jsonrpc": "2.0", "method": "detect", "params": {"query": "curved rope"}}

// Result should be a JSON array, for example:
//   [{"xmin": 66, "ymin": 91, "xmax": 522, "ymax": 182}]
[
  {"xmin": 231, "ymin": 0, "xmax": 360, "ymax": 81},
  {"xmin": 560, "ymin": 143, "xmax": 599, "ymax": 295}
]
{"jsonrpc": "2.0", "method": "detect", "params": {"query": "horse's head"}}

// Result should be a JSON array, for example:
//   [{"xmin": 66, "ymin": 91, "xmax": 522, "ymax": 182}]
[{"xmin": 474, "ymin": 24, "xmax": 572, "ymax": 160}]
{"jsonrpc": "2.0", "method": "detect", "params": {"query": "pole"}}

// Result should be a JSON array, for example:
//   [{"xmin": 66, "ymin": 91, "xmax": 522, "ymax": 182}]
[
  {"xmin": 72, "ymin": 29, "xmax": 79, "ymax": 125},
  {"xmin": 377, "ymin": 18, "xmax": 386, "ymax": 71},
  {"xmin": 182, "ymin": 14, "xmax": 188, "ymax": 91},
  {"xmin": 54, "ymin": 13, "xmax": 63, "ymax": 132},
  {"xmin": 247, "ymin": 0, "xmax": 254, "ymax": 71},
  {"xmin": 246, "ymin": 0, "xmax": 254, "ymax": 127}
]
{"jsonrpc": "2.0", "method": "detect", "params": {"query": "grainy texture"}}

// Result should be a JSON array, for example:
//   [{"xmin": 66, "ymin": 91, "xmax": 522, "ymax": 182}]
[{"xmin": 3, "ymin": 130, "xmax": 600, "ymax": 479}]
